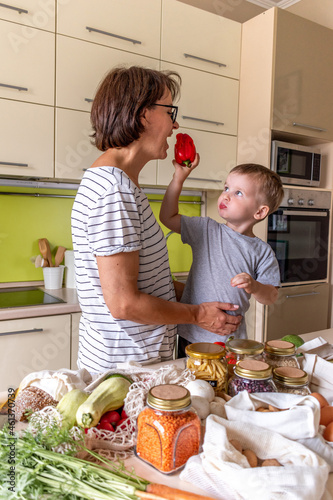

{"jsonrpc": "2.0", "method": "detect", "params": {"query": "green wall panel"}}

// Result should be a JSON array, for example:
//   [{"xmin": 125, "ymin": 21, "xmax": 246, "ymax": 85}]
[{"xmin": 0, "ymin": 188, "xmax": 200, "ymax": 283}]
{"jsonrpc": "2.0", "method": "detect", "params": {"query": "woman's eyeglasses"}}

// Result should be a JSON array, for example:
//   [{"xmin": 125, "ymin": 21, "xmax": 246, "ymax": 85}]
[{"xmin": 153, "ymin": 103, "xmax": 178, "ymax": 123}]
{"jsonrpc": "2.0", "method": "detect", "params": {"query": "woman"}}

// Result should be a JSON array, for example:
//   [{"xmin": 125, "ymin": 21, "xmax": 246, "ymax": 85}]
[{"xmin": 71, "ymin": 66, "xmax": 241, "ymax": 373}]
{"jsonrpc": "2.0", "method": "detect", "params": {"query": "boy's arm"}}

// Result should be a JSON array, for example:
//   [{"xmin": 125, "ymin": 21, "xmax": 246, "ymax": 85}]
[
  {"xmin": 231, "ymin": 273, "xmax": 279, "ymax": 305},
  {"xmin": 160, "ymin": 154, "xmax": 200, "ymax": 233}
]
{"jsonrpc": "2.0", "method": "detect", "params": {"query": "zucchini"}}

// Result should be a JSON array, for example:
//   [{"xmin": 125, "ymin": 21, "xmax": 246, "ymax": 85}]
[
  {"xmin": 56, "ymin": 389, "xmax": 89, "ymax": 430},
  {"xmin": 76, "ymin": 376, "xmax": 132, "ymax": 428}
]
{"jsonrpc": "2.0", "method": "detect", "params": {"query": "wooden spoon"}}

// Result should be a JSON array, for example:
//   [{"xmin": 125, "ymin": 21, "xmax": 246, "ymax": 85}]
[
  {"xmin": 38, "ymin": 238, "xmax": 53, "ymax": 267},
  {"xmin": 54, "ymin": 246, "xmax": 66, "ymax": 267}
]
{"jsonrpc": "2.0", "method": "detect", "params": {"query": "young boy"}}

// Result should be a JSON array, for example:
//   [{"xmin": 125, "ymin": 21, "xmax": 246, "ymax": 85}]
[{"xmin": 160, "ymin": 158, "xmax": 284, "ymax": 356}]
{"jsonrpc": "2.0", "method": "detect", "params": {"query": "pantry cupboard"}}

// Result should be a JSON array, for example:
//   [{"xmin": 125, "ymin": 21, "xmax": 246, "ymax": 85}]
[{"xmin": 0, "ymin": 0, "xmax": 241, "ymax": 188}]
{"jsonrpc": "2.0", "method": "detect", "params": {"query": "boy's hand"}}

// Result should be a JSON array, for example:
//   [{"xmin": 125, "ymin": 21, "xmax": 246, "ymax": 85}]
[
  {"xmin": 231, "ymin": 273, "xmax": 257, "ymax": 295},
  {"xmin": 173, "ymin": 153, "xmax": 200, "ymax": 183}
]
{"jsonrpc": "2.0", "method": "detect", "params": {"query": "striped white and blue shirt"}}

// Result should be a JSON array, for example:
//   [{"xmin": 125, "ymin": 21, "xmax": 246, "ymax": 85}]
[{"xmin": 71, "ymin": 167, "xmax": 176, "ymax": 373}]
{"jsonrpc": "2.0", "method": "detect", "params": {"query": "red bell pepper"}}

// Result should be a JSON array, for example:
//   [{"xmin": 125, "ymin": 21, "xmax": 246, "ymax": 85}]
[{"xmin": 174, "ymin": 133, "xmax": 196, "ymax": 167}]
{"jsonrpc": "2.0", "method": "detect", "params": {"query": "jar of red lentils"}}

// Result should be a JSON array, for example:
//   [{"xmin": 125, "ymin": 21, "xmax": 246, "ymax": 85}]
[{"xmin": 135, "ymin": 384, "xmax": 201, "ymax": 474}]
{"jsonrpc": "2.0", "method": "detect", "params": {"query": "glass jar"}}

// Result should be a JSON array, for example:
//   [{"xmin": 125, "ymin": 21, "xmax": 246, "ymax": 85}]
[
  {"xmin": 263, "ymin": 340, "xmax": 300, "ymax": 369},
  {"xmin": 136, "ymin": 384, "xmax": 201, "ymax": 474},
  {"xmin": 228, "ymin": 359, "xmax": 277, "ymax": 397},
  {"xmin": 273, "ymin": 366, "xmax": 311, "ymax": 395},
  {"xmin": 225, "ymin": 338, "xmax": 264, "ymax": 377},
  {"xmin": 185, "ymin": 342, "xmax": 228, "ymax": 393}
]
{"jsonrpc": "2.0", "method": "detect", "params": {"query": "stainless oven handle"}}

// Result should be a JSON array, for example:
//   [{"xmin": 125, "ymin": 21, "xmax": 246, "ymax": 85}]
[
  {"xmin": 0, "ymin": 328, "xmax": 43, "ymax": 337},
  {"xmin": 285, "ymin": 292, "xmax": 320, "ymax": 299},
  {"xmin": 282, "ymin": 210, "xmax": 327, "ymax": 217}
]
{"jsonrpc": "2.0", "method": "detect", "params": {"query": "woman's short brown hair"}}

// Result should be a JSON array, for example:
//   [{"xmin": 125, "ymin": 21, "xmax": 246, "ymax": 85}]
[
  {"xmin": 90, "ymin": 66, "xmax": 181, "ymax": 151},
  {"xmin": 229, "ymin": 163, "xmax": 284, "ymax": 215}
]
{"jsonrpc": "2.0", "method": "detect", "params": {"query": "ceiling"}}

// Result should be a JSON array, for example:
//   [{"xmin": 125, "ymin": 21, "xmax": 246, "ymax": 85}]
[{"xmin": 177, "ymin": 0, "xmax": 333, "ymax": 29}]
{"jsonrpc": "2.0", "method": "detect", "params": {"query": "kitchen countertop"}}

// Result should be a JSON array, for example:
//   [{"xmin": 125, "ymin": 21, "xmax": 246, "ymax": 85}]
[{"xmin": 0, "ymin": 283, "xmax": 81, "ymax": 321}]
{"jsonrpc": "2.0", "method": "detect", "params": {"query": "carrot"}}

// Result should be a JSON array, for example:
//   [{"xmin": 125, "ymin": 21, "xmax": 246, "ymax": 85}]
[{"xmin": 146, "ymin": 483, "xmax": 216, "ymax": 500}]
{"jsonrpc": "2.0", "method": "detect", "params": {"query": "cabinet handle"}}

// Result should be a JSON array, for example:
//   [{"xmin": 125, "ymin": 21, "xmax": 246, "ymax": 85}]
[
  {"xmin": 84, "ymin": 98, "xmax": 93, "ymax": 103},
  {"xmin": 0, "ymin": 161, "xmax": 28, "ymax": 167},
  {"xmin": 285, "ymin": 292, "xmax": 320, "ymax": 299},
  {"xmin": 190, "ymin": 177, "xmax": 221, "ymax": 183},
  {"xmin": 292, "ymin": 122, "xmax": 327, "ymax": 133},
  {"xmin": 182, "ymin": 115, "xmax": 224, "ymax": 126},
  {"xmin": 282, "ymin": 210, "xmax": 327, "ymax": 217},
  {"xmin": 184, "ymin": 53, "xmax": 226, "ymax": 68},
  {"xmin": 0, "ymin": 328, "xmax": 44, "ymax": 337},
  {"xmin": 0, "ymin": 82, "xmax": 28, "ymax": 92},
  {"xmin": 0, "ymin": 2, "xmax": 28, "ymax": 14},
  {"xmin": 86, "ymin": 26, "xmax": 141, "ymax": 45}
]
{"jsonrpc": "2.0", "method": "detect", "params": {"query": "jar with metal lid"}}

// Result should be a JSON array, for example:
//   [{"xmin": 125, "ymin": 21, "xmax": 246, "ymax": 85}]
[
  {"xmin": 225, "ymin": 338, "xmax": 264, "ymax": 377},
  {"xmin": 136, "ymin": 384, "xmax": 201, "ymax": 474},
  {"xmin": 228, "ymin": 359, "xmax": 277, "ymax": 397},
  {"xmin": 273, "ymin": 366, "xmax": 311, "ymax": 395},
  {"xmin": 185, "ymin": 342, "xmax": 228, "ymax": 393},
  {"xmin": 263, "ymin": 340, "xmax": 300, "ymax": 369}
]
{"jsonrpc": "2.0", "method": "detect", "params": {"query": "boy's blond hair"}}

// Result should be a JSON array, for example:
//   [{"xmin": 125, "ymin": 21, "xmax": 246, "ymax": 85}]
[{"xmin": 229, "ymin": 163, "xmax": 284, "ymax": 215}]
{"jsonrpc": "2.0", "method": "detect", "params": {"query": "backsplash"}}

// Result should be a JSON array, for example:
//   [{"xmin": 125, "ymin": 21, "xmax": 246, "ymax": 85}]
[{"xmin": 0, "ymin": 186, "xmax": 201, "ymax": 283}]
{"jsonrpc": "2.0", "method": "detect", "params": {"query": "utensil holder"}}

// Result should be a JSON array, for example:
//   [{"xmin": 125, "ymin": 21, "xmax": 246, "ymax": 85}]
[{"xmin": 43, "ymin": 265, "xmax": 65, "ymax": 289}]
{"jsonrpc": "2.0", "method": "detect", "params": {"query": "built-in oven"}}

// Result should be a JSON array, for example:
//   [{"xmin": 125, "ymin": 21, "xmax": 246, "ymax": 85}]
[
  {"xmin": 265, "ymin": 188, "xmax": 331, "ymax": 341},
  {"xmin": 267, "ymin": 188, "xmax": 331, "ymax": 285}
]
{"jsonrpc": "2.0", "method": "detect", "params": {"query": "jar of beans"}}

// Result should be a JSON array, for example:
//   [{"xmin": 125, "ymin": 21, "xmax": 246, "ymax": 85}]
[
  {"xmin": 136, "ymin": 384, "xmax": 201, "ymax": 474},
  {"xmin": 263, "ymin": 340, "xmax": 300, "ymax": 369},
  {"xmin": 225, "ymin": 338, "xmax": 264, "ymax": 377},
  {"xmin": 273, "ymin": 366, "xmax": 311, "ymax": 395},
  {"xmin": 185, "ymin": 342, "xmax": 228, "ymax": 393},
  {"xmin": 227, "ymin": 359, "xmax": 277, "ymax": 397}
]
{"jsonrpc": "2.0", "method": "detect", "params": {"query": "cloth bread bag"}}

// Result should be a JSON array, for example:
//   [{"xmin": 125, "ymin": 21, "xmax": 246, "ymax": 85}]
[{"xmin": 180, "ymin": 415, "xmax": 330, "ymax": 500}]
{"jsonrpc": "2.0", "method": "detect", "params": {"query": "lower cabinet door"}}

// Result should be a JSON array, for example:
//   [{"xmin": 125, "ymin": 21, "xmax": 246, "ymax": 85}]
[
  {"xmin": 0, "ymin": 314, "xmax": 71, "ymax": 392},
  {"xmin": 71, "ymin": 312, "xmax": 81, "ymax": 370}
]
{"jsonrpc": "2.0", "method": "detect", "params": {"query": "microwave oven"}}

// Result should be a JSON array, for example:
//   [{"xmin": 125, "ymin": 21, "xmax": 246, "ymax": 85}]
[{"xmin": 271, "ymin": 140, "xmax": 321, "ymax": 187}]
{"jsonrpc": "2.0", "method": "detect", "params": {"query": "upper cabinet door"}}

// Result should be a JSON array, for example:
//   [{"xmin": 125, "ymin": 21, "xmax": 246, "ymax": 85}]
[
  {"xmin": 56, "ymin": 35, "xmax": 160, "ymax": 112},
  {"xmin": 0, "ymin": 20, "xmax": 55, "ymax": 105},
  {"xmin": 273, "ymin": 9, "xmax": 333, "ymax": 141},
  {"xmin": 0, "ymin": 0, "xmax": 55, "ymax": 31},
  {"xmin": 57, "ymin": 0, "xmax": 161, "ymax": 59},
  {"xmin": 161, "ymin": 62, "xmax": 239, "ymax": 136},
  {"xmin": 161, "ymin": 0, "xmax": 241, "ymax": 79}
]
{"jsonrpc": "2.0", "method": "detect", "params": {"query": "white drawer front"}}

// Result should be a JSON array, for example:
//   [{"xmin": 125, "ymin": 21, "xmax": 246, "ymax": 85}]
[
  {"xmin": 56, "ymin": 35, "xmax": 159, "ymax": 112},
  {"xmin": 162, "ymin": 0, "xmax": 241, "ymax": 79},
  {"xmin": 0, "ymin": 20, "xmax": 55, "ymax": 105},
  {"xmin": 0, "ymin": 99, "xmax": 54, "ymax": 178},
  {"xmin": 0, "ymin": 0, "xmax": 55, "ymax": 31},
  {"xmin": 57, "ymin": 0, "xmax": 161, "ymax": 59},
  {"xmin": 0, "ymin": 314, "xmax": 70, "ymax": 391}
]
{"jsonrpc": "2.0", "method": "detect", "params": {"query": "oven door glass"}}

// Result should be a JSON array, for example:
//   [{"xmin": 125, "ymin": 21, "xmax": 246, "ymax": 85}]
[{"xmin": 267, "ymin": 208, "xmax": 329, "ymax": 284}]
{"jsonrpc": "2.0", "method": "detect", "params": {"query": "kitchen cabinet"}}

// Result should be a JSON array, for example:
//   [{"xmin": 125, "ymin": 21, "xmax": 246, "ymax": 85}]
[
  {"xmin": 56, "ymin": 0, "xmax": 161, "ymax": 60},
  {"xmin": 157, "ymin": 127, "xmax": 237, "ymax": 190},
  {"xmin": 265, "ymin": 282, "xmax": 330, "ymax": 342},
  {"xmin": 0, "ymin": 99, "xmax": 54, "ymax": 178},
  {"xmin": 71, "ymin": 312, "xmax": 81, "ymax": 370},
  {"xmin": 56, "ymin": 35, "xmax": 159, "ymax": 112},
  {"xmin": 0, "ymin": 0, "xmax": 55, "ymax": 31},
  {"xmin": 55, "ymin": 107, "xmax": 99, "ymax": 181},
  {"xmin": 0, "ymin": 314, "xmax": 71, "ymax": 392},
  {"xmin": 161, "ymin": 0, "xmax": 241, "ymax": 79},
  {"xmin": 237, "ymin": 7, "xmax": 333, "ymax": 164},
  {"xmin": 0, "ymin": 19, "xmax": 55, "ymax": 105},
  {"xmin": 161, "ymin": 62, "xmax": 239, "ymax": 136}
]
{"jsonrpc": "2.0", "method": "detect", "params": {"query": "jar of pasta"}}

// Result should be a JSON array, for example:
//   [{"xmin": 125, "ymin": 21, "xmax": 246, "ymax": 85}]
[
  {"xmin": 136, "ymin": 384, "xmax": 201, "ymax": 474},
  {"xmin": 228, "ymin": 359, "xmax": 277, "ymax": 397},
  {"xmin": 225, "ymin": 339, "xmax": 264, "ymax": 377},
  {"xmin": 185, "ymin": 342, "xmax": 228, "ymax": 393},
  {"xmin": 263, "ymin": 340, "xmax": 300, "ymax": 369},
  {"xmin": 272, "ymin": 366, "xmax": 311, "ymax": 395}
]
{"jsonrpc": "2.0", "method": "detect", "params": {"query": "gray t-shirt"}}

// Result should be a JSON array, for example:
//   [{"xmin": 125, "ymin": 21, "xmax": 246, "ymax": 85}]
[{"xmin": 179, "ymin": 216, "xmax": 281, "ymax": 343}]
